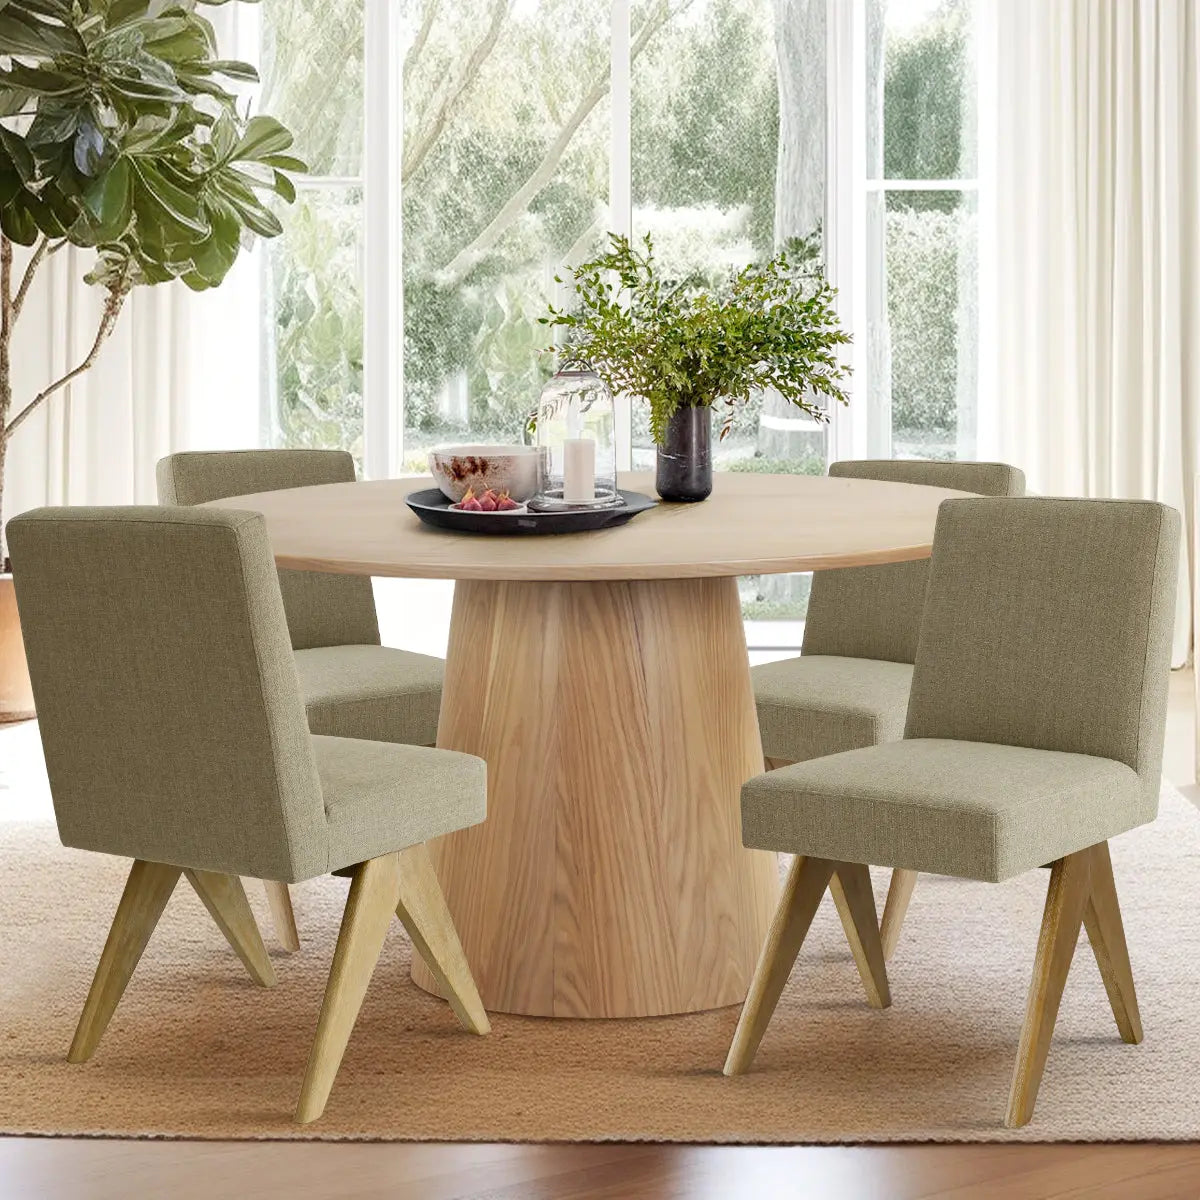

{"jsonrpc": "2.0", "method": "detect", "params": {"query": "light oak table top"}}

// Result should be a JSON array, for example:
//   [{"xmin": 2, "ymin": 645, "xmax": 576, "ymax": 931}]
[{"xmin": 208, "ymin": 471, "xmax": 967, "ymax": 581}]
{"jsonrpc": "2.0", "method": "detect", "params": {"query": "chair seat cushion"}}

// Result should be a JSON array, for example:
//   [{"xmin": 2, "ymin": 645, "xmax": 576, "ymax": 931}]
[
  {"xmin": 295, "ymin": 644, "xmax": 443, "ymax": 746},
  {"xmin": 740, "ymin": 738, "xmax": 1146, "ymax": 882},
  {"xmin": 314, "ymin": 735, "xmax": 486, "ymax": 872},
  {"xmin": 751, "ymin": 655, "xmax": 914, "ymax": 763}
]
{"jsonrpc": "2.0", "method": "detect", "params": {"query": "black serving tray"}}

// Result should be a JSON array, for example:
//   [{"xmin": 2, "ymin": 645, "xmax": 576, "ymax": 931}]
[{"xmin": 406, "ymin": 488, "xmax": 657, "ymax": 535}]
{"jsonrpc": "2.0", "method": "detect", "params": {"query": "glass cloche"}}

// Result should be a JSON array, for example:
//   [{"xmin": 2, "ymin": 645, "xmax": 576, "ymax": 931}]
[{"xmin": 529, "ymin": 369, "xmax": 620, "ymax": 511}]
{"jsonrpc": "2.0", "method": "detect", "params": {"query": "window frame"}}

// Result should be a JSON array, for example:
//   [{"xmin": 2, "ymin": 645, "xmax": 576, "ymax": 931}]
[{"xmin": 319, "ymin": 0, "xmax": 983, "ymax": 475}]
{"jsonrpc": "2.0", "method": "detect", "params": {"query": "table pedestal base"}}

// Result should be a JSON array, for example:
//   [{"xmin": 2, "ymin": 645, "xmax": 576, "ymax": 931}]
[{"xmin": 411, "ymin": 575, "xmax": 779, "ymax": 1018}]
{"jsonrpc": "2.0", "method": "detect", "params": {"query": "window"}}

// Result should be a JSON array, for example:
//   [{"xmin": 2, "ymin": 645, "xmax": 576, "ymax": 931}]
[
  {"xmin": 861, "ymin": 0, "xmax": 979, "ymax": 461},
  {"xmin": 258, "ymin": 0, "xmax": 365, "ymax": 463},
  {"xmin": 399, "ymin": 0, "xmax": 611, "ymax": 469},
  {"xmin": 255, "ymin": 0, "xmax": 979, "ymax": 643}
]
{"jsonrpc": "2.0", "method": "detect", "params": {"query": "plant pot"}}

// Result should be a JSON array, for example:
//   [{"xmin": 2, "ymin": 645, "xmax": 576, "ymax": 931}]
[
  {"xmin": 656, "ymin": 405, "xmax": 713, "ymax": 503},
  {"xmin": 0, "ymin": 572, "xmax": 35, "ymax": 723}
]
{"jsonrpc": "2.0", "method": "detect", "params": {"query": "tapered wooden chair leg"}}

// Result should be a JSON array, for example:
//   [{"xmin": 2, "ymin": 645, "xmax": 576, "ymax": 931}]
[
  {"xmin": 68, "ymin": 860, "xmax": 181, "ymax": 1063},
  {"xmin": 1005, "ymin": 848, "xmax": 1092, "ymax": 1128},
  {"xmin": 830, "ymin": 863, "xmax": 892, "ymax": 1009},
  {"xmin": 263, "ymin": 880, "xmax": 301, "ymax": 952},
  {"xmin": 296, "ymin": 854, "xmax": 402, "ymax": 1123},
  {"xmin": 1082, "ymin": 841, "xmax": 1142, "ymax": 1044},
  {"xmin": 394, "ymin": 843, "xmax": 490, "ymax": 1035},
  {"xmin": 761, "ymin": 759, "xmax": 861, "ymax": 945},
  {"xmin": 724, "ymin": 855, "xmax": 836, "ymax": 1076},
  {"xmin": 880, "ymin": 868, "xmax": 919, "ymax": 960},
  {"xmin": 185, "ymin": 870, "xmax": 277, "ymax": 988}
]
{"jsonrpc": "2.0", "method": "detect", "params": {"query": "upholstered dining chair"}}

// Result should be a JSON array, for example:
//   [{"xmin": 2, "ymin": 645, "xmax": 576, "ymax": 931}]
[
  {"xmin": 158, "ymin": 449, "xmax": 445, "ymax": 951},
  {"xmin": 752, "ymin": 459, "xmax": 1025, "ymax": 958},
  {"xmin": 727, "ymin": 497, "xmax": 1178, "ymax": 1128},
  {"xmin": 8, "ymin": 505, "xmax": 489, "ymax": 1123}
]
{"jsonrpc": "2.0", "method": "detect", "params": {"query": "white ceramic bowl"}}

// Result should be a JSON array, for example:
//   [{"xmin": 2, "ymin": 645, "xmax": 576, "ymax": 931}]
[{"xmin": 428, "ymin": 444, "xmax": 545, "ymax": 503}]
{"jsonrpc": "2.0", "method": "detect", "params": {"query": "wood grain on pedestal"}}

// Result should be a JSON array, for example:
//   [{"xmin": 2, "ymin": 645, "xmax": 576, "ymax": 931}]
[
  {"xmin": 0, "ymin": 575, "xmax": 35, "ymax": 722},
  {"xmin": 412, "ymin": 575, "xmax": 779, "ymax": 1018},
  {"xmin": 205, "ymin": 471, "xmax": 951, "ymax": 1020}
]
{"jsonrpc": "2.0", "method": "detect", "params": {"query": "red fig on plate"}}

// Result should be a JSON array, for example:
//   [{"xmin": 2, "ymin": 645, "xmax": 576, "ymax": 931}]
[{"xmin": 479, "ymin": 492, "xmax": 497, "ymax": 511}]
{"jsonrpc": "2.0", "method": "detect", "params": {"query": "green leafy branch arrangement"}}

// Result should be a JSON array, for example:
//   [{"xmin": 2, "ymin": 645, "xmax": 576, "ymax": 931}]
[
  {"xmin": 541, "ymin": 233, "xmax": 851, "ymax": 445},
  {"xmin": 0, "ymin": 0, "xmax": 304, "ymax": 555}
]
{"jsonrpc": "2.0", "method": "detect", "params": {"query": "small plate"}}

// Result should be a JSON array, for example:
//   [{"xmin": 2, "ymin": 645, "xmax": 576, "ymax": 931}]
[{"xmin": 406, "ymin": 488, "xmax": 656, "ymax": 535}]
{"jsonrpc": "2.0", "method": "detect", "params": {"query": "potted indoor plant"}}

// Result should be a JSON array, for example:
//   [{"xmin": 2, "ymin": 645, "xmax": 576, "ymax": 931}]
[
  {"xmin": 543, "ymin": 233, "xmax": 852, "ymax": 502},
  {"xmin": 0, "ymin": 0, "xmax": 303, "ymax": 720}
]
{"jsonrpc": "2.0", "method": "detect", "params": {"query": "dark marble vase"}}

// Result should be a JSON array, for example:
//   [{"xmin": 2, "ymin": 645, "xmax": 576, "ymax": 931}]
[{"xmin": 655, "ymin": 405, "xmax": 712, "ymax": 503}]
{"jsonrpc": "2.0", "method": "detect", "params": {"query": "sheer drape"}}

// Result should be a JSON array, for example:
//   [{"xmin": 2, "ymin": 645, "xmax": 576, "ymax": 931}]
[
  {"xmin": 981, "ymin": 0, "xmax": 1200, "ymax": 664},
  {"xmin": 4, "ymin": 250, "xmax": 260, "ymax": 520}
]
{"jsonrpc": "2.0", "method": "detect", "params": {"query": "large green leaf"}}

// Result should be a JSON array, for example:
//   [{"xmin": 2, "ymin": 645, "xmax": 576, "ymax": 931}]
[
  {"xmin": 82, "ymin": 156, "xmax": 133, "ymax": 237},
  {"xmin": 0, "ymin": 125, "xmax": 35, "ymax": 182},
  {"xmin": 209, "ymin": 109, "xmax": 237, "ymax": 161},
  {"xmin": 0, "ymin": 63, "xmax": 86, "ymax": 96},
  {"xmin": 260, "ymin": 152, "xmax": 306, "ymax": 172},
  {"xmin": 186, "ymin": 199, "xmax": 241, "ymax": 286},
  {"xmin": 0, "ymin": 195, "xmax": 40, "ymax": 244},
  {"xmin": 270, "ymin": 168, "xmax": 295, "ymax": 205},
  {"xmin": 141, "ymin": 20, "xmax": 211, "ymax": 64},
  {"xmin": 0, "ymin": 167, "xmax": 22, "ymax": 208},
  {"xmin": 132, "ymin": 159, "xmax": 209, "ymax": 236},
  {"xmin": 230, "ymin": 114, "xmax": 292, "ymax": 162},
  {"xmin": 26, "ymin": 103, "xmax": 80, "ymax": 147},
  {"xmin": 0, "ymin": 87, "xmax": 31, "ymax": 118},
  {"xmin": 205, "ymin": 59, "xmax": 259, "ymax": 81},
  {"xmin": 13, "ymin": 0, "xmax": 78, "ymax": 20},
  {"xmin": 0, "ymin": 11, "xmax": 46, "ymax": 56},
  {"xmin": 0, "ymin": 6, "xmax": 81, "ymax": 56},
  {"xmin": 212, "ymin": 170, "xmax": 282, "ymax": 238}
]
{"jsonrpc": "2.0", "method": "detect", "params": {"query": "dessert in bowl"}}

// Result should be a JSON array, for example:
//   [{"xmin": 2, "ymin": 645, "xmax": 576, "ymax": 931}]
[
  {"xmin": 450, "ymin": 487, "xmax": 525, "ymax": 513},
  {"xmin": 428, "ymin": 444, "xmax": 545, "ymax": 503}
]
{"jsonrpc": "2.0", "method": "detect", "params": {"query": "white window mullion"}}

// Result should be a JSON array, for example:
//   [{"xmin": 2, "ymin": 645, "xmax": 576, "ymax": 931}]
[
  {"xmin": 864, "ymin": 178, "xmax": 979, "ymax": 192},
  {"xmin": 825, "ymin": 0, "xmax": 868, "ymax": 463},
  {"xmin": 610, "ymin": 0, "xmax": 634, "ymax": 470},
  {"xmin": 363, "ymin": 0, "xmax": 404, "ymax": 479}
]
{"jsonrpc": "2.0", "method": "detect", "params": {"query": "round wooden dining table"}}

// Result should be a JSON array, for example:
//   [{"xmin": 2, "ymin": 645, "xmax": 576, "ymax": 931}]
[{"xmin": 212, "ymin": 470, "xmax": 961, "ymax": 1019}]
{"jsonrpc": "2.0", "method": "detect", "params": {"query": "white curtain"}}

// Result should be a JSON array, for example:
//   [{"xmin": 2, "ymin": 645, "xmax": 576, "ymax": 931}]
[
  {"xmin": 4, "ymin": 250, "xmax": 261, "ymax": 520},
  {"xmin": 981, "ymin": 0, "xmax": 1200, "ymax": 664},
  {"xmin": 3, "ymin": 4, "xmax": 263, "ymax": 527}
]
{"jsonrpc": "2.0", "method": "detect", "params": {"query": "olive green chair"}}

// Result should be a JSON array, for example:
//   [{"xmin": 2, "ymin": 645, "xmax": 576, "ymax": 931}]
[
  {"xmin": 8, "ymin": 506, "xmax": 489, "ymax": 1124},
  {"xmin": 728, "ymin": 497, "xmax": 1179, "ymax": 1128},
  {"xmin": 157, "ymin": 449, "xmax": 445, "ymax": 951},
  {"xmin": 752, "ymin": 459, "xmax": 1025, "ymax": 958}
]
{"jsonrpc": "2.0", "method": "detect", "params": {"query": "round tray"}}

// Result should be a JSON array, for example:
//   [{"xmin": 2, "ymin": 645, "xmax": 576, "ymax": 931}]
[{"xmin": 406, "ymin": 488, "xmax": 657, "ymax": 535}]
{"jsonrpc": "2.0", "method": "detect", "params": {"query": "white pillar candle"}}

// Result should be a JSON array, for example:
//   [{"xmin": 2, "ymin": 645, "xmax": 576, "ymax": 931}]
[{"xmin": 563, "ymin": 437, "xmax": 596, "ymax": 503}]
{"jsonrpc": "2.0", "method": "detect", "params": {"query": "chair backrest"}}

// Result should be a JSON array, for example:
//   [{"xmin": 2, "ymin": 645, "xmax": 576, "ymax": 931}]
[
  {"xmin": 156, "ymin": 449, "xmax": 380, "ymax": 651},
  {"xmin": 906, "ymin": 497, "xmax": 1180, "ymax": 808},
  {"xmin": 801, "ymin": 460, "xmax": 1026, "ymax": 663},
  {"xmin": 8, "ymin": 506, "xmax": 329, "ymax": 882}
]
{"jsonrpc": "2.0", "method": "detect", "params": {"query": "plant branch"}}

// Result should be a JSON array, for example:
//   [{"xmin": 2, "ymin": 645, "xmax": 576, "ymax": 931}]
[
  {"xmin": 11, "ymin": 235, "xmax": 51, "ymax": 322},
  {"xmin": 5, "ymin": 280, "xmax": 131, "ymax": 441},
  {"xmin": 403, "ymin": 0, "xmax": 509, "ymax": 184},
  {"xmin": 1, "ymin": 236, "xmax": 12, "ymax": 424},
  {"xmin": 436, "ymin": 0, "xmax": 686, "ymax": 285},
  {"xmin": 404, "ymin": 0, "xmax": 440, "ymax": 78}
]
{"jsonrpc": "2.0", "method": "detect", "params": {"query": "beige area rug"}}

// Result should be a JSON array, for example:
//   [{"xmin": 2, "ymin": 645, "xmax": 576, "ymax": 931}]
[{"xmin": 2, "ymin": 783, "xmax": 1199, "ymax": 1144}]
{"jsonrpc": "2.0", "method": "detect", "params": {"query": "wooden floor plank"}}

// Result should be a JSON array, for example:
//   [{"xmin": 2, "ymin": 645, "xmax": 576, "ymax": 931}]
[{"xmin": 1, "ymin": 1141, "xmax": 1199, "ymax": 1200}]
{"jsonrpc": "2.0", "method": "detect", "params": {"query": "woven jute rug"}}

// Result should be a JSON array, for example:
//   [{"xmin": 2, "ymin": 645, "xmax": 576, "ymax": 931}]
[{"xmin": 2, "ymin": 783, "xmax": 1198, "ymax": 1143}]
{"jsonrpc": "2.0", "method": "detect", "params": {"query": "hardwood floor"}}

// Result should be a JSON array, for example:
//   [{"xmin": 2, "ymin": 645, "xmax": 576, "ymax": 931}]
[
  {"xmin": 1, "ymin": 670, "xmax": 1197, "ymax": 1199},
  {"xmin": 2, "ymin": 1140, "xmax": 1200, "ymax": 1200}
]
